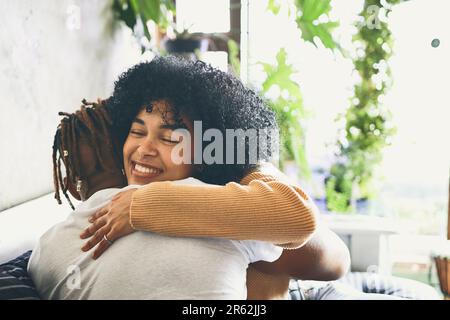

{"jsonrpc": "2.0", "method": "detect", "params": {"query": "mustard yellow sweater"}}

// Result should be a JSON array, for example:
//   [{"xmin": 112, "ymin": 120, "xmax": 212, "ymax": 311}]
[{"xmin": 130, "ymin": 170, "xmax": 318, "ymax": 299}]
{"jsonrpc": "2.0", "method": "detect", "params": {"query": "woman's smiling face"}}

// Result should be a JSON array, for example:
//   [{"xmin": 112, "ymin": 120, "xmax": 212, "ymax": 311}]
[{"xmin": 123, "ymin": 101, "xmax": 194, "ymax": 185}]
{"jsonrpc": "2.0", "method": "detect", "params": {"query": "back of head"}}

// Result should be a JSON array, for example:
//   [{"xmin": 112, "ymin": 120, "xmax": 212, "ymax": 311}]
[{"xmin": 52, "ymin": 99, "xmax": 127, "ymax": 209}]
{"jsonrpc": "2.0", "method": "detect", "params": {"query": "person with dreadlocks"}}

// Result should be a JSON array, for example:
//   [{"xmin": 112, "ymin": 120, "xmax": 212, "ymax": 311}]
[
  {"xmin": 52, "ymin": 99, "xmax": 127, "ymax": 209},
  {"xmin": 29, "ymin": 56, "xmax": 351, "ymax": 300}
]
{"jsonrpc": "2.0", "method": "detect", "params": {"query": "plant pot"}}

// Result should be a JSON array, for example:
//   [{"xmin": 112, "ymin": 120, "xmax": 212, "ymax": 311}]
[
  {"xmin": 163, "ymin": 38, "xmax": 209, "ymax": 54},
  {"xmin": 316, "ymin": 195, "xmax": 370, "ymax": 214},
  {"xmin": 314, "ymin": 197, "xmax": 329, "ymax": 214},
  {"xmin": 433, "ymin": 254, "xmax": 450, "ymax": 299}
]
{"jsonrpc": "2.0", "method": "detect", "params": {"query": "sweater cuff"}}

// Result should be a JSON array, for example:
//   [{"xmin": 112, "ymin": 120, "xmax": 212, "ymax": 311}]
[
  {"xmin": 240, "ymin": 171, "xmax": 276, "ymax": 185},
  {"xmin": 129, "ymin": 182, "xmax": 169, "ymax": 231}
]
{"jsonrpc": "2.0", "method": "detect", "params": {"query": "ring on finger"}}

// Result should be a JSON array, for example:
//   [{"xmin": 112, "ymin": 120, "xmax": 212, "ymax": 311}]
[{"xmin": 103, "ymin": 234, "xmax": 114, "ymax": 245}]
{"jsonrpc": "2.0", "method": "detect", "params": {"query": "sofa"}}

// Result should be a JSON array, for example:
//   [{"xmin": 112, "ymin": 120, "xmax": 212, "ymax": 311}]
[{"xmin": 0, "ymin": 192, "xmax": 441, "ymax": 300}]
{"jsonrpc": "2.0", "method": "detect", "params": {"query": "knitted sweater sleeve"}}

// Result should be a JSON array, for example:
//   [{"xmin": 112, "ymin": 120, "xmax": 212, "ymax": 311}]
[{"xmin": 129, "ymin": 169, "xmax": 318, "ymax": 248}]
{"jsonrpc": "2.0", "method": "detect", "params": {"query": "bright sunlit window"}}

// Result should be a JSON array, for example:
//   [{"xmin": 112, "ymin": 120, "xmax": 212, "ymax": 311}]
[
  {"xmin": 176, "ymin": 0, "xmax": 230, "ymax": 33},
  {"xmin": 175, "ymin": 0, "xmax": 230, "ymax": 71},
  {"xmin": 248, "ymin": 0, "xmax": 449, "ymax": 237},
  {"xmin": 199, "ymin": 51, "xmax": 229, "ymax": 72},
  {"xmin": 246, "ymin": 0, "xmax": 449, "ymax": 286},
  {"xmin": 380, "ymin": 0, "xmax": 450, "ymax": 236}
]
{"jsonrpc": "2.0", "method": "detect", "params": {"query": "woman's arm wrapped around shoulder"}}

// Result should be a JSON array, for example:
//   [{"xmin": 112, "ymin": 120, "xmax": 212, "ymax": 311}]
[
  {"xmin": 130, "ymin": 162, "xmax": 318, "ymax": 248},
  {"xmin": 250, "ymin": 224, "xmax": 351, "ymax": 280}
]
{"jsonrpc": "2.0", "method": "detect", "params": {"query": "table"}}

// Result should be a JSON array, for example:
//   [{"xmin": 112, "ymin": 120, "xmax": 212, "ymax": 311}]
[{"xmin": 321, "ymin": 214, "xmax": 399, "ymax": 275}]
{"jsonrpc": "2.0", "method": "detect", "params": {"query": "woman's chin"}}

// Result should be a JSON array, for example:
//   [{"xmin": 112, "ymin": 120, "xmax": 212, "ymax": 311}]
[{"xmin": 129, "ymin": 171, "xmax": 164, "ymax": 185}]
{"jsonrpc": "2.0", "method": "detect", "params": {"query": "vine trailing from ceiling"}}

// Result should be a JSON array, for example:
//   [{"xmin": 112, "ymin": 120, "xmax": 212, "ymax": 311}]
[{"xmin": 326, "ymin": 0, "xmax": 402, "ymax": 213}]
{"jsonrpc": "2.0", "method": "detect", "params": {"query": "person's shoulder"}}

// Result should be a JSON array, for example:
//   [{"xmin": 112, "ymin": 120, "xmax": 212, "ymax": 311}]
[
  {"xmin": 76, "ymin": 187, "xmax": 125, "ymax": 210},
  {"xmin": 169, "ymin": 177, "xmax": 210, "ymax": 186},
  {"xmin": 240, "ymin": 161, "xmax": 296, "ymax": 185}
]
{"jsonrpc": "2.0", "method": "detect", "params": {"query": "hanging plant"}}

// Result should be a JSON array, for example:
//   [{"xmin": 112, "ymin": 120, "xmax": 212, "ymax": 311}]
[
  {"xmin": 112, "ymin": 0, "xmax": 175, "ymax": 53},
  {"xmin": 326, "ymin": 0, "xmax": 402, "ymax": 213}
]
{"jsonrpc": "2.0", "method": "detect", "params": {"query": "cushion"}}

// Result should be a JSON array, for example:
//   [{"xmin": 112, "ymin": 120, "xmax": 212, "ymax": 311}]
[
  {"xmin": 0, "ymin": 192, "xmax": 73, "ymax": 264},
  {"xmin": 0, "ymin": 251, "xmax": 40, "ymax": 300},
  {"xmin": 289, "ymin": 272, "xmax": 440, "ymax": 300}
]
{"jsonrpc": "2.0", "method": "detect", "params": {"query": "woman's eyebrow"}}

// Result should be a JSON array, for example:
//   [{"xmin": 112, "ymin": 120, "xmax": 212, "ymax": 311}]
[
  {"xmin": 132, "ymin": 117, "xmax": 187, "ymax": 130},
  {"xmin": 160, "ymin": 123, "xmax": 188, "ymax": 130},
  {"xmin": 132, "ymin": 118, "xmax": 145, "ymax": 125}
]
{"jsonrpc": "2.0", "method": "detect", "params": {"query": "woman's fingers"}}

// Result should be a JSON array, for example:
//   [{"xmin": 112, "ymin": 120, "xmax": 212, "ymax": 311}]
[
  {"xmin": 92, "ymin": 231, "xmax": 115, "ymax": 260},
  {"xmin": 88, "ymin": 207, "xmax": 109, "ymax": 223},
  {"xmin": 81, "ymin": 225, "xmax": 110, "ymax": 252},
  {"xmin": 79, "ymin": 217, "xmax": 107, "ymax": 239},
  {"xmin": 78, "ymin": 189, "xmax": 138, "ymax": 259}
]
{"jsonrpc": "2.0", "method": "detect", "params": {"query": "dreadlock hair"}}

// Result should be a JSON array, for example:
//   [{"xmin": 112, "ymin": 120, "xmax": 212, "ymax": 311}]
[{"xmin": 52, "ymin": 99, "xmax": 126, "ymax": 209}]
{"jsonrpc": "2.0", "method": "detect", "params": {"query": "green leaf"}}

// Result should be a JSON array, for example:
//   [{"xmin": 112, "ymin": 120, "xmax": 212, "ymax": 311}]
[
  {"xmin": 261, "ymin": 49, "xmax": 296, "ymax": 93},
  {"xmin": 112, "ymin": 0, "xmax": 137, "ymax": 30},
  {"xmin": 138, "ymin": 0, "xmax": 160, "ymax": 23},
  {"xmin": 259, "ymin": 48, "xmax": 310, "ymax": 180},
  {"xmin": 314, "ymin": 21, "xmax": 339, "ymax": 49},
  {"xmin": 129, "ymin": 0, "xmax": 139, "ymax": 14},
  {"xmin": 297, "ymin": 0, "xmax": 332, "ymax": 21},
  {"xmin": 162, "ymin": 0, "xmax": 175, "ymax": 12},
  {"xmin": 295, "ymin": 0, "xmax": 339, "ymax": 50},
  {"xmin": 227, "ymin": 39, "xmax": 240, "ymax": 76},
  {"xmin": 140, "ymin": 13, "xmax": 152, "ymax": 43},
  {"xmin": 267, "ymin": 0, "xmax": 281, "ymax": 15}
]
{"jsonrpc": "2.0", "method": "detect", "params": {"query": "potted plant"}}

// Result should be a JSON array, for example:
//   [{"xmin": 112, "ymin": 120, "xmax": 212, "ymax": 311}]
[
  {"xmin": 162, "ymin": 28, "xmax": 209, "ymax": 55},
  {"xmin": 112, "ymin": 0, "xmax": 175, "ymax": 53}
]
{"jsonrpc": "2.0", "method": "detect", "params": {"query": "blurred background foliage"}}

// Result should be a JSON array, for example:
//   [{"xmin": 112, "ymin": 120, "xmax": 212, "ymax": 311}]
[
  {"xmin": 112, "ymin": 0, "xmax": 404, "ymax": 214},
  {"xmin": 326, "ymin": 0, "xmax": 402, "ymax": 212}
]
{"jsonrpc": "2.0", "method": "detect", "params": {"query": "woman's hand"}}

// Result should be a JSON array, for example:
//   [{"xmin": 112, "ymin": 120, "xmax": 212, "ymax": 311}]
[{"xmin": 79, "ymin": 188, "xmax": 138, "ymax": 259}]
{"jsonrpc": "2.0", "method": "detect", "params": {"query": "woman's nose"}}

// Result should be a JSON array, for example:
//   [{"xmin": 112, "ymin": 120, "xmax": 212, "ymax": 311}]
[{"xmin": 137, "ymin": 138, "xmax": 158, "ymax": 157}]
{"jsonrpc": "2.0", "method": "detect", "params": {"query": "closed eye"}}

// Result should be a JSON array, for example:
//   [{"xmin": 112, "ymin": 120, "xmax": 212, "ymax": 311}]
[
  {"xmin": 161, "ymin": 138, "xmax": 180, "ymax": 143},
  {"xmin": 130, "ymin": 130, "xmax": 144, "ymax": 136}
]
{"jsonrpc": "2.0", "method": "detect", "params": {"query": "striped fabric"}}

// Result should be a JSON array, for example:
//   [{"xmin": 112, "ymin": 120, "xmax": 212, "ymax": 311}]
[
  {"xmin": 0, "ymin": 251, "xmax": 40, "ymax": 300},
  {"xmin": 289, "ymin": 272, "xmax": 440, "ymax": 300},
  {"xmin": 337, "ymin": 271, "xmax": 440, "ymax": 300}
]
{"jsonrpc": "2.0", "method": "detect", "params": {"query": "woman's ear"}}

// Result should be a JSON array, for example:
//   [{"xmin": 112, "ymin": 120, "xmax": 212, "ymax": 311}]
[{"xmin": 64, "ymin": 177, "xmax": 82, "ymax": 201}]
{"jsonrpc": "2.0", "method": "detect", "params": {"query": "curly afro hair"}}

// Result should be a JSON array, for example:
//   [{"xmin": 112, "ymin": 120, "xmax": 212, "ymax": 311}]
[{"xmin": 106, "ymin": 56, "xmax": 278, "ymax": 185}]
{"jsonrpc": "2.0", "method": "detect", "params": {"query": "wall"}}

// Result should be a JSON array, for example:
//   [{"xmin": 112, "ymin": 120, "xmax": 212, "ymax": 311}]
[{"xmin": 0, "ymin": 0, "xmax": 142, "ymax": 211}]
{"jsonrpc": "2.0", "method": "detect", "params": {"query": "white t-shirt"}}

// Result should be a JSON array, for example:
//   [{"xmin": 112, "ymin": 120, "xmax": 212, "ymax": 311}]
[{"xmin": 28, "ymin": 179, "xmax": 282, "ymax": 300}]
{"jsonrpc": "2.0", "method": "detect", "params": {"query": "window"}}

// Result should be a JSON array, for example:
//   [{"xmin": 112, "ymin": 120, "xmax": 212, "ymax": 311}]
[
  {"xmin": 175, "ymin": 0, "xmax": 236, "ymax": 71},
  {"xmin": 379, "ymin": 0, "xmax": 450, "ymax": 237},
  {"xmin": 176, "ymin": 0, "xmax": 230, "ymax": 33},
  {"xmin": 248, "ymin": 0, "xmax": 449, "ymax": 235}
]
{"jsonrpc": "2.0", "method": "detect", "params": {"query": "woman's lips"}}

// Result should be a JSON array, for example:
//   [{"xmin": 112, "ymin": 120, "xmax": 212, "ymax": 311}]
[{"xmin": 131, "ymin": 162, "xmax": 163, "ymax": 179}]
